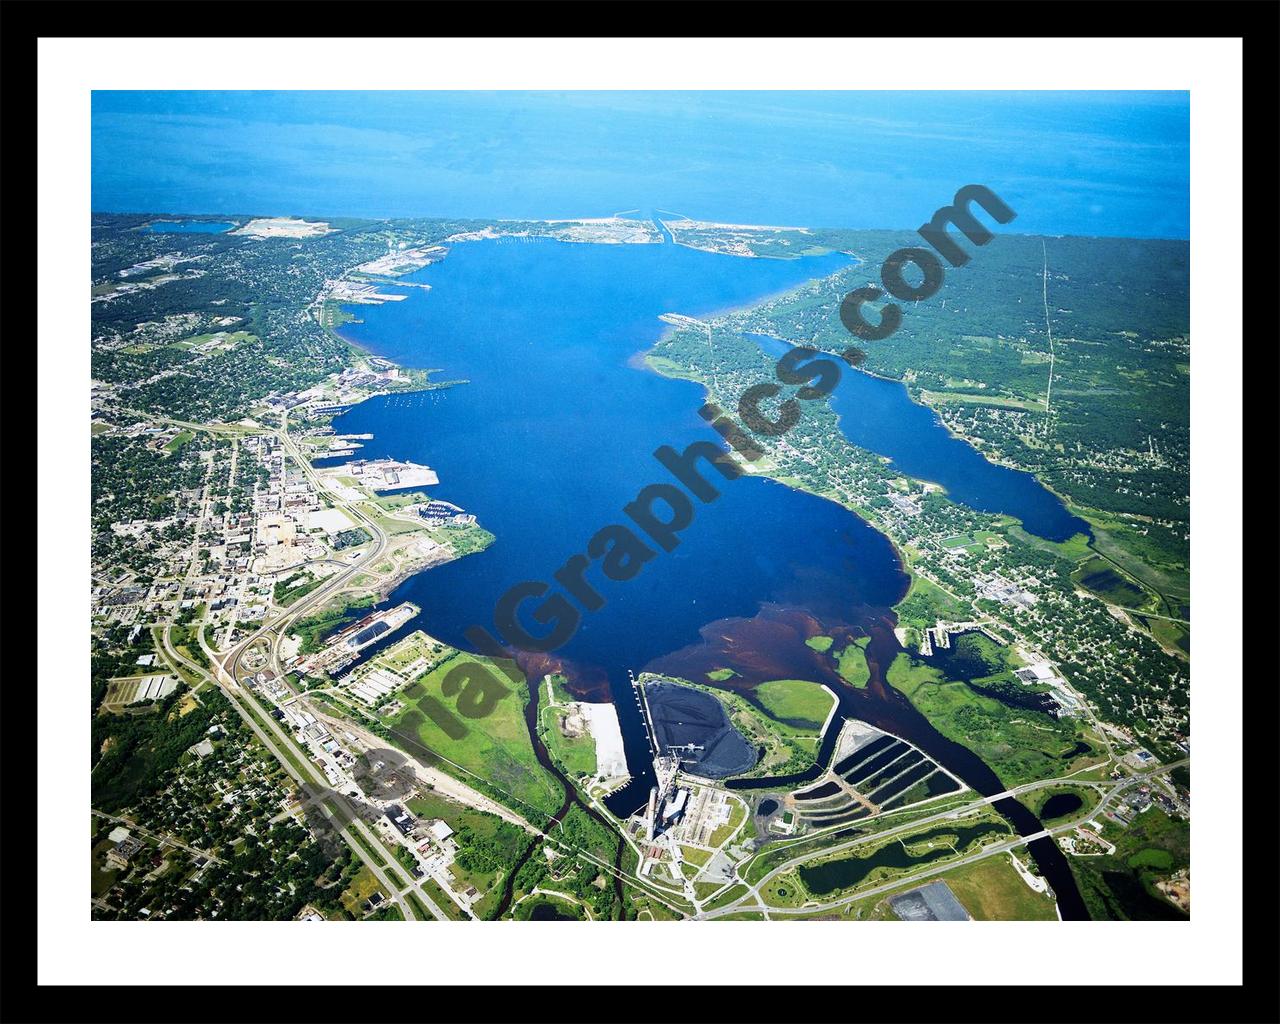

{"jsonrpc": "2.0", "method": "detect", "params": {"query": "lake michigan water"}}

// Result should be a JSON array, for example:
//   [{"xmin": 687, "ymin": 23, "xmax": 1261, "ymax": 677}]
[{"xmin": 93, "ymin": 91, "xmax": 1190, "ymax": 239}]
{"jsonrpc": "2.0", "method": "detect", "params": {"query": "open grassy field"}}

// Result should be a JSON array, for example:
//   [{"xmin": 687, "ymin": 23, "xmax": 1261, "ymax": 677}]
[
  {"xmin": 902, "ymin": 854, "xmax": 1057, "ymax": 920},
  {"xmin": 1005, "ymin": 524, "xmax": 1093, "ymax": 564},
  {"xmin": 804, "ymin": 635, "xmax": 834, "ymax": 652},
  {"xmin": 680, "ymin": 845, "xmax": 714, "ymax": 867},
  {"xmin": 425, "ymin": 521, "xmax": 494, "ymax": 557},
  {"xmin": 835, "ymin": 637, "xmax": 871, "ymax": 688},
  {"xmin": 701, "ymin": 884, "xmax": 749, "ymax": 913},
  {"xmin": 360, "ymin": 504, "xmax": 433, "ymax": 537},
  {"xmin": 920, "ymin": 389, "xmax": 1045, "ymax": 412},
  {"xmin": 539, "ymin": 704, "xmax": 597, "ymax": 779},
  {"xmin": 387, "ymin": 652, "xmax": 563, "ymax": 817},
  {"xmin": 629, "ymin": 894, "xmax": 687, "ymax": 921},
  {"xmin": 273, "ymin": 570, "xmax": 325, "ymax": 607},
  {"xmin": 171, "ymin": 329, "xmax": 256, "ymax": 351},
  {"xmin": 371, "ymin": 630, "xmax": 450, "ymax": 676},
  {"xmin": 643, "ymin": 352, "xmax": 703, "ymax": 381},
  {"xmin": 420, "ymin": 879, "xmax": 468, "ymax": 920},
  {"xmin": 752, "ymin": 679, "xmax": 835, "ymax": 728},
  {"xmin": 374, "ymin": 490, "xmax": 431, "ymax": 510}
]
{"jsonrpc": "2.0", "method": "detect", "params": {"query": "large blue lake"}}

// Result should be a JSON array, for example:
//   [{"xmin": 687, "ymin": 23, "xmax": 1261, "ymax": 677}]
[
  {"xmin": 326, "ymin": 235, "xmax": 1077, "ymax": 813},
  {"xmin": 324, "ymin": 234, "xmax": 1093, "ymax": 913}
]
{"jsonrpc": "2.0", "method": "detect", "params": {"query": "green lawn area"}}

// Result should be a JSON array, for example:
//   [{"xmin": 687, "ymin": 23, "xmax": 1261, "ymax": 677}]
[
  {"xmin": 761, "ymin": 872, "xmax": 809, "ymax": 908},
  {"xmin": 920, "ymin": 389, "xmax": 1044, "ymax": 412},
  {"xmin": 752, "ymin": 679, "xmax": 835, "ymax": 728},
  {"xmin": 387, "ymin": 652, "xmax": 563, "ymax": 818},
  {"xmin": 339, "ymin": 865, "xmax": 386, "ymax": 917},
  {"xmin": 681, "ymin": 845, "xmax": 714, "ymax": 867},
  {"xmin": 708, "ymin": 800, "xmax": 748, "ymax": 847},
  {"xmin": 804, "ymin": 635, "xmax": 834, "ymax": 652},
  {"xmin": 630, "ymin": 894, "xmax": 687, "ymax": 921},
  {"xmin": 701, "ymin": 883, "xmax": 749, "ymax": 913},
  {"xmin": 428, "ymin": 521, "xmax": 495, "ymax": 558},
  {"xmin": 644, "ymin": 353, "xmax": 702, "ymax": 381},
  {"xmin": 405, "ymin": 892, "xmax": 435, "ymax": 922},
  {"xmin": 347, "ymin": 826, "xmax": 389, "ymax": 869},
  {"xmin": 361, "ymin": 506, "xmax": 431, "ymax": 537},
  {"xmin": 374, "ymin": 490, "xmax": 432, "ymax": 510},
  {"xmin": 165, "ymin": 430, "xmax": 195, "ymax": 452},
  {"xmin": 707, "ymin": 667, "xmax": 738, "ymax": 681},
  {"xmin": 371, "ymin": 630, "xmax": 450, "ymax": 675}
]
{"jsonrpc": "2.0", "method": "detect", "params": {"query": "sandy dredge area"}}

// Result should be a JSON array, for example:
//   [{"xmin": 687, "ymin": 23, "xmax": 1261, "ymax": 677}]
[
  {"xmin": 577, "ymin": 702, "xmax": 629, "ymax": 779},
  {"xmin": 232, "ymin": 217, "xmax": 333, "ymax": 239}
]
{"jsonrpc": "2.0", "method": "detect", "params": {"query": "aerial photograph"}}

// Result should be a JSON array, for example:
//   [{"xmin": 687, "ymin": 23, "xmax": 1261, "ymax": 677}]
[{"xmin": 88, "ymin": 90, "xmax": 1190, "ymax": 924}]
